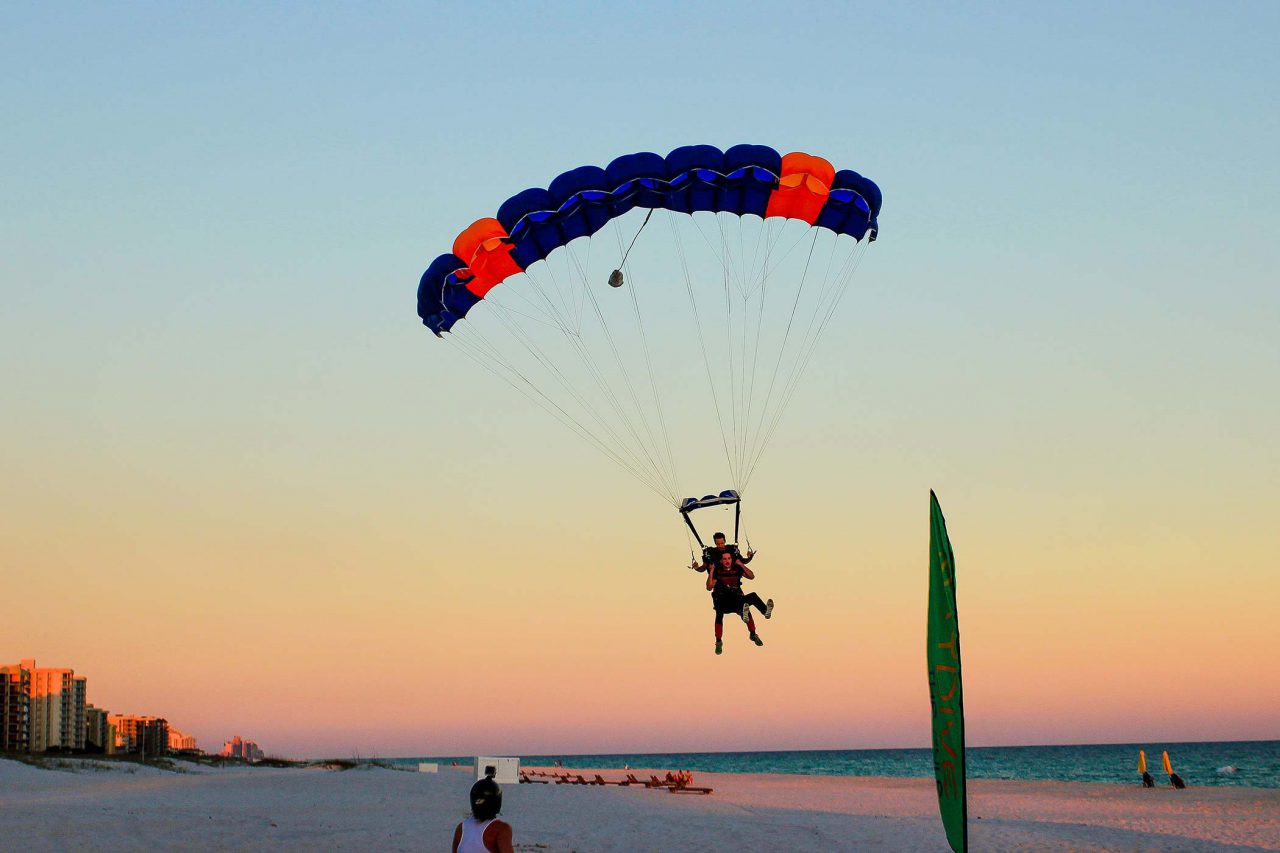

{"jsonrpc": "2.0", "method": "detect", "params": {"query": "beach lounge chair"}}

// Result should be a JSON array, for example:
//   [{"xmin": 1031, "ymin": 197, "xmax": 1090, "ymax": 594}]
[
  {"xmin": 593, "ymin": 774, "xmax": 625, "ymax": 786},
  {"xmin": 669, "ymin": 783, "xmax": 714, "ymax": 795}
]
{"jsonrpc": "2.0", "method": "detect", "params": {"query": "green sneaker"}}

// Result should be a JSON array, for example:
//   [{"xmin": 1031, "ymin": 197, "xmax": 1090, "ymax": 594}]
[
  {"xmin": 750, "ymin": 633, "xmax": 764, "ymax": 646},
  {"xmin": 715, "ymin": 639, "xmax": 723, "ymax": 655}
]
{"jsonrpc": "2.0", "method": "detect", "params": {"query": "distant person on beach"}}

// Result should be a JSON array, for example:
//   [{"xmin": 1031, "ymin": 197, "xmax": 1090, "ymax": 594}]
[
  {"xmin": 707, "ymin": 549, "xmax": 773, "ymax": 655},
  {"xmin": 690, "ymin": 532, "xmax": 754, "ymax": 572},
  {"xmin": 452, "ymin": 777, "xmax": 513, "ymax": 853},
  {"xmin": 1161, "ymin": 750, "xmax": 1188, "ymax": 789},
  {"xmin": 1141, "ymin": 771, "xmax": 1156, "ymax": 787}
]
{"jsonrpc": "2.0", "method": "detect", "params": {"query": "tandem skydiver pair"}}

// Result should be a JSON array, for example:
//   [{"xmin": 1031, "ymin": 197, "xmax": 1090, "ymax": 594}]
[{"xmin": 691, "ymin": 532, "xmax": 774, "ymax": 656}]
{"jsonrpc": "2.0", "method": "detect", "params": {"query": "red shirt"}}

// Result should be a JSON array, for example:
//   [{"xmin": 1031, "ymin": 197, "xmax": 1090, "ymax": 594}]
[{"xmin": 710, "ymin": 561, "xmax": 746, "ymax": 589}]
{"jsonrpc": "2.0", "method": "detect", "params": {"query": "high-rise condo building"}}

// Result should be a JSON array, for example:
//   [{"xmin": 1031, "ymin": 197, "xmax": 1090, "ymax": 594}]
[
  {"xmin": 23, "ymin": 660, "xmax": 87, "ymax": 752},
  {"xmin": 109, "ymin": 714, "xmax": 169, "ymax": 756},
  {"xmin": 167, "ymin": 727, "xmax": 197, "ymax": 752},
  {"xmin": 85, "ymin": 705, "xmax": 115, "ymax": 753},
  {"xmin": 1, "ymin": 664, "xmax": 31, "ymax": 751},
  {"xmin": 220, "ymin": 735, "xmax": 265, "ymax": 761}
]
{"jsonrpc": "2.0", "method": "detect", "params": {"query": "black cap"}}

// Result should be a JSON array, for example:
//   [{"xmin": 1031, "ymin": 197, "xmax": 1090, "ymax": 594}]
[{"xmin": 469, "ymin": 777, "xmax": 502, "ymax": 821}]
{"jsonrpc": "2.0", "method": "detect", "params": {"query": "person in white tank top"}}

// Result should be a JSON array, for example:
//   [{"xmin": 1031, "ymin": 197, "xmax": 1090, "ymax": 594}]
[{"xmin": 452, "ymin": 777, "xmax": 513, "ymax": 853}]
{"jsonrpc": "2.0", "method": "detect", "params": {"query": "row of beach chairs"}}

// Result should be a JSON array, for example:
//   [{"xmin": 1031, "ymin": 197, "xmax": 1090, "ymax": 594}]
[{"xmin": 519, "ymin": 769, "xmax": 713, "ymax": 795}]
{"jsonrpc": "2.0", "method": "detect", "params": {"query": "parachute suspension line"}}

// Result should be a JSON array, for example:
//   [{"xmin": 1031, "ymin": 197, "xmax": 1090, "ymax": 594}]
[
  {"xmin": 745, "ymin": 215, "xmax": 772, "ymax": 299},
  {"xmin": 480, "ymin": 273, "xmax": 567, "ymax": 330},
  {"xmin": 739, "ymin": 226, "xmax": 762, "ymax": 485},
  {"xmin": 571, "ymin": 234, "xmax": 593, "ymax": 331},
  {"xmin": 446, "ymin": 330, "xmax": 650, "ymax": 491},
  {"xmin": 521, "ymin": 257, "xmax": 577, "ymax": 335},
  {"xmin": 675, "ymin": 213, "xmax": 739, "ymax": 481},
  {"xmin": 743, "ymin": 228, "xmax": 837, "ymax": 481},
  {"xmin": 668, "ymin": 210, "xmax": 738, "ymax": 488},
  {"xmin": 720, "ymin": 216, "xmax": 741, "ymax": 488},
  {"xmin": 680, "ymin": 211, "xmax": 789, "ymax": 484},
  {"xmin": 445, "ymin": 325, "xmax": 674, "ymax": 502},
  {"xmin": 747, "ymin": 222, "xmax": 816, "ymax": 300},
  {"xmin": 714, "ymin": 210, "xmax": 756, "ymax": 484},
  {"xmin": 746, "ymin": 227, "xmax": 835, "ymax": 469},
  {"xmin": 613, "ymin": 220, "xmax": 681, "ymax": 494},
  {"xmin": 740, "ymin": 227, "xmax": 771, "ymax": 486},
  {"xmin": 737, "ymin": 226, "xmax": 821, "ymax": 489},
  {"xmin": 518, "ymin": 258, "xmax": 680, "ymax": 499},
  {"xmin": 733, "ymin": 216, "xmax": 780, "ymax": 487},
  {"xmin": 688, "ymin": 211, "xmax": 747, "ymax": 300},
  {"xmin": 485, "ymin": 270, "xmax": 681, "ymax": 502},
  {"xmin": 742, "ymin": 237, "xmax": 871, "ymax": 486},
  {"xmin": 690, "ymin": 213, "xmax": 753, "ymax": 487},
  {"xmin": 478, "ymin": 301, "xmax": 673, "ymax": 494},
  {"xmin": 715, "ymin": 211, "xmax": 748, "ymax": 302},
  {"xmin": 742, "ymin": 231, "xmax": 841, "ymax": 478},
  {"xmin": 564, "ymin": 234, "xmax": 680, "ymax": 503}
]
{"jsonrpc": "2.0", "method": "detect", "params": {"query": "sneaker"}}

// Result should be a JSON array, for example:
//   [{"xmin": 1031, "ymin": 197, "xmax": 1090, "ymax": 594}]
[
  {"xmin": 764, "ymin": 598, "xmax": 774, "ymax": 620},
  {"xmin": 741, "ymin": 603, "xmax": 752, "ymax": 624},
  {"xmin": 715, "ymin": 639, "xmax": 723, "ymax": 656},
  {"xmin": 750, "ymin": 633, "xmax": 764, "ymax": 647}
]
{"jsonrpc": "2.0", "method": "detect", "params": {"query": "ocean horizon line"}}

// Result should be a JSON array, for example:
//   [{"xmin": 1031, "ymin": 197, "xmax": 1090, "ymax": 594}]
[
  {"xmin": 381, "ymin": 736, "xmax": 1278, "ymax": 761},
  {"xmin": 375, "ymin": 739, "xmax": 1280, "ymax": 789}
]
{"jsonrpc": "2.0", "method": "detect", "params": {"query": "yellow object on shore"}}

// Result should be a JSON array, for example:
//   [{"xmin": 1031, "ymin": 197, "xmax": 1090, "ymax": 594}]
[
  {"xmin": 1138, "ymin": 751, "xmax": 1147, "ymax": 774},
  {"xmin": 1162, "ymin": 750, "xmax": 1174, "ymax": 776}
]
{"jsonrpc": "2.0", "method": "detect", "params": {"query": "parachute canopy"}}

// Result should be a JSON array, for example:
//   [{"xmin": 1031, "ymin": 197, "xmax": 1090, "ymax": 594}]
[
  {"xmin": 418, "ymin": 145, "xmax": 880, "ymax": 336},
  {"xmin": 416, "ymin": 144, "xmax": 881, "ymax": 509}
]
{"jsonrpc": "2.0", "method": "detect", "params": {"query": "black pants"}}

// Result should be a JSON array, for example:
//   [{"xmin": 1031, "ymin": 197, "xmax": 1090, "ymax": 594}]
[{"xmin": 712, "ymin": 588, "xmax": 767, "ymax": 623}]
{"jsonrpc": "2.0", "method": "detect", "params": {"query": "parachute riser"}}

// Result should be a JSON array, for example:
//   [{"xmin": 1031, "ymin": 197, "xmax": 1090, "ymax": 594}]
[{"xmin": 678, "ymin": 488, "xmax": 745, "ymax": 551}]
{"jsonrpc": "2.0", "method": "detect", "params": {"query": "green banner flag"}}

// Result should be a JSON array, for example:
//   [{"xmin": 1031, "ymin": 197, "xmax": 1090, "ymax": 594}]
[{"xmin": 928, "ymin": 490, "xmax": 967, "ymax": 853}]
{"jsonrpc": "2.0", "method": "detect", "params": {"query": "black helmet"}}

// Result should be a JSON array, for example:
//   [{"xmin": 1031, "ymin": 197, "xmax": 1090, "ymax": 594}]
[{"xmin": 469, "ymin": 777, "xmax": 502, "ymax": 821}]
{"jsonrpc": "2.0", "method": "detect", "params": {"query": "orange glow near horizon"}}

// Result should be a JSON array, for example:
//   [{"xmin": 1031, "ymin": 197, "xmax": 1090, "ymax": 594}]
[{"xmin": 5, "ymin": 423, "xmax": 1279, "ymax": 757}]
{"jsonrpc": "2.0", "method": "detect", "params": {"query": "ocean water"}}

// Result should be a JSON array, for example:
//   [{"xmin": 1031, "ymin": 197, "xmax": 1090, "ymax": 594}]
[{"xmin": 393, "ymin": 740, "xmax": 1280, "ymax": 789}]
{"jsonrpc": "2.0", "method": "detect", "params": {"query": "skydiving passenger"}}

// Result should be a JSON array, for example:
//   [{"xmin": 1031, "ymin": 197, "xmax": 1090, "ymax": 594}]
[
  {"xmin": 707, "ymin": 550, "xmax": 773, "ymax": 655},
  {"xmin": 690, "ymin": 532, "xmax": 754, "ymax": 573}
]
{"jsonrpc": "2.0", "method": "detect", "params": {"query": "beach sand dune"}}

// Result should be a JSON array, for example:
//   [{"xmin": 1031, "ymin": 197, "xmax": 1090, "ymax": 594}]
[{"xmin": 3, "ymin": 759, "xmax": 1276, "ymax": 852}]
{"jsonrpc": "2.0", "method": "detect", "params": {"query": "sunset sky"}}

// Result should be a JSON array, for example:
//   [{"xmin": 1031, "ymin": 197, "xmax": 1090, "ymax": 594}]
[{"xmin": 3, "ymin": 2, "xmax": 1277, "ymax": 758}]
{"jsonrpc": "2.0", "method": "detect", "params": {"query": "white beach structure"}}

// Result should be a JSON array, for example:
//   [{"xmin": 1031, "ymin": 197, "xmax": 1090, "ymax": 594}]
[{"xmin": 473, "ymin": 756, "xmax": 519, "ymax": 784}]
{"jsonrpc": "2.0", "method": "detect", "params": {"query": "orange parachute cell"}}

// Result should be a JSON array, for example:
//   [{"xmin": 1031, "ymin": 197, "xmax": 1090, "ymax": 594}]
[
  {"xmin": 452, "ymin": 218, "xmax": 524, "ymax": 297},
  {"xmin": 765, "ymin": 152, "xmax": 835, "ymax": 224}
]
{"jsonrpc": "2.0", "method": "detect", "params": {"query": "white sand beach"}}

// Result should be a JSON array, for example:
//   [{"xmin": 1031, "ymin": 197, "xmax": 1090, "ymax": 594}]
[{"xmin": 3, "ymin": 758, "xmax": 1277, "ymax": 852}]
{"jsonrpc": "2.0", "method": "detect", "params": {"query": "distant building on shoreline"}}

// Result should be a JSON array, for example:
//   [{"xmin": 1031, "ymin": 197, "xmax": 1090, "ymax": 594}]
[
  {"xmin": 109, "ymin": 714, "xmax": 169, "ymax": 756},
  {"xmin": 1, "ymin": 664, "xmax": 32, "ymax": 751},
  {"xmin": 10, "ymin": 660, "xmax": 87, "ymax": 752},
  {"xmin": 3, "ymin": 659, "xmax": 186, "ymax": 758},
  {"xmin": 220, "ymin": 736, "xmax": 264, "ymax": 761},
  {"xmin": 85, "ymin": 705, "xmax": 115, "ymax": 754},
  {"xmin": 168, "ymin": 727, "xmax": 197, "ymax": 752}
]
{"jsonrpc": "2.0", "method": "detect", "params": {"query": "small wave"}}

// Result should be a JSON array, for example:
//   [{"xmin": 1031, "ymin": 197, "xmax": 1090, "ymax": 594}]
[{"xmin": 1215, "ymin": 765, "xmax": 1238, "ymax": 774}]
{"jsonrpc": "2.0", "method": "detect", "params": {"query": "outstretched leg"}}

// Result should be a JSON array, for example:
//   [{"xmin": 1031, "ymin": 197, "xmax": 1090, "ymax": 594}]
[{"xmin": 742, "ymin": 593, "xmax": 773, "ymax": 619}]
